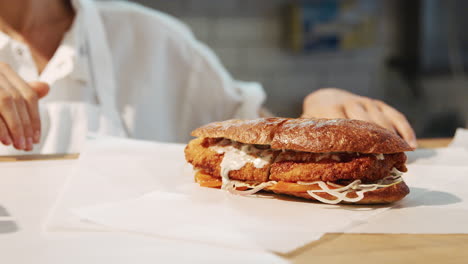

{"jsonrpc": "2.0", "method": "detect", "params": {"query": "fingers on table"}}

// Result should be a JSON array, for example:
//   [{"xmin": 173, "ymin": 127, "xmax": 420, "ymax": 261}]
[
  {"xmin": 0, "ymin": 116, "xmax": 12, "ymax": 146},
  {"xmin": 0, "ymin": 76, "xmax": 28, "ymax": 150},
  {"xmin": 302, "ymin": 105, "xmax": 347, "ymax": 119},
  {"xmin": 343, "ymin": 99, "xmax": 372, "ymax": 122},
  {"xmin": 3, "ymin": 64, "xmax": 42, "ymax": 145},
  {"xmin": 343, "ymin": 98, "xmax": 416, "ymax": 148},
  {"xmin": 363, "ymin": 99, "xmax": 396, "ymax": 133},
  {"xmin": 9, "ymin": 91, "xmax": 40, "ymax": 146},
  {"xmin": 376, "ymin": 100, "xmax": 417, "ymax": 148}
]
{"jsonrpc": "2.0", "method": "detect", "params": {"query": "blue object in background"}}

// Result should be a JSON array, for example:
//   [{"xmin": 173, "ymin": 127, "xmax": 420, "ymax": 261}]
[
  {"xmin": 288, "ymin": 0, "xmax": 377, "ymax": 52},
  {"xmin": 302, "ymin": 0, "xmax": 340, "ymax": 51}
]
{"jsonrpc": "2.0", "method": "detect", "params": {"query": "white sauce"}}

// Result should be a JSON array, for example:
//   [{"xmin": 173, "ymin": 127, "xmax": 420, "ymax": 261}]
[
  {"xmin": 210, "ymin": 144, "xmax": 274, "ymax": 190},
  {"xmin": 375, "ymin": 153, "xmax": 385, "ymax": 160},
  {"xmin": 315, "ymin": 153, "xmax": 327, "ymax": 162},
  {"xmin": 227, "ymin": 180, "xmax": 277, "ymax": 196}
]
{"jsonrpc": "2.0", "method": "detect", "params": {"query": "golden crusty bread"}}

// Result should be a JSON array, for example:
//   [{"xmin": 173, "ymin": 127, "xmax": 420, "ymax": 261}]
[
  {"xmin": 191, "ymin": 117, "xmax": 413, "ymax": 154},
  {"xmin": 272, "ymin": 118, "xmax": 413, "ymax": 153},
  {"xmin": 191, "ymin": 118, "xmax": 288, "ymax": 145}
]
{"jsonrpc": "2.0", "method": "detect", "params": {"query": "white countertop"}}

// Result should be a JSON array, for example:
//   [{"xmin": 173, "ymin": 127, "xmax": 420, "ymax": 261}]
[{"xmin": 0, "ymin": 159, "xmax": 286, "ymax": 264}]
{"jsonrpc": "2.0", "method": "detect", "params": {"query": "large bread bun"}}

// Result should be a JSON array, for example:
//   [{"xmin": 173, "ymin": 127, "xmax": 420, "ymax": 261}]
[{"xmin": 191, "ymin": 118, "xmax": 413, "ymax": 154}]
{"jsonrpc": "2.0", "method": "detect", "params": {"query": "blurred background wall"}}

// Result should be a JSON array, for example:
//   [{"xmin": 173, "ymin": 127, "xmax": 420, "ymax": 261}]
[{"xmin": 128, "ymin": 0, "xmax": 468, "ymax": 138}]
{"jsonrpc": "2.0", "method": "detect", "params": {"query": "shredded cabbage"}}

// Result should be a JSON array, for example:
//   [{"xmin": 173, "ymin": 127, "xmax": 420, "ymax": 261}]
[
  {"xmin": 297, "ymin": 170, "xmax": 404, "ymax": 204},
  {"xmin": 375, "ymin": 153, "xmax": 385, "ymax": 160},
  {"xmin": 304, "ymin": 180, "xmax": 376, "ymax": 204},
  {"xmin": 224, "ymin": 180, "xmax": 277, "ymax": 196},
  {"xmin": 221, "ymin": 168, "xmax": 404, "ymax": 201}
]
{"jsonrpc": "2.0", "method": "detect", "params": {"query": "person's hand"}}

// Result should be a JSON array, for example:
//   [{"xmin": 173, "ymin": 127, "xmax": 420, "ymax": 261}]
[
  {"xmin": 302, "ymin": 88, "xmax": 417, "ymax": 148},
  {"xmin": 0, "ymin": 62, "xmax": 49, "ymax": 151}
]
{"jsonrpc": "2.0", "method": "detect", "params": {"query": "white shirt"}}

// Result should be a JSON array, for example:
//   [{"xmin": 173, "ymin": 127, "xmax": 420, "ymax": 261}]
[
  {"xmin": 0, "ymin": 0, "xmax": 265, "ymax": 155},
  {"xmin": 0, "ymin": 8, "xmax": 93, "ymax": 102}
]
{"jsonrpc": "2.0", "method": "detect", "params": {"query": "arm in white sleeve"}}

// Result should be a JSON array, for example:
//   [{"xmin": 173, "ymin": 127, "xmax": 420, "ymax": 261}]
[
  {"xmin": 186, "ymin": 41, "xmax": 266, "ymax": 121},
  {"xmin": 233, "ymin": 81, "xmax": 266, "ymax": 119}
]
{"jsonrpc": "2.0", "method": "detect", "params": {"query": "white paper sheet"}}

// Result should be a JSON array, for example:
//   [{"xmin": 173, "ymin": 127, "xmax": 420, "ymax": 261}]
[
  {"xmin": 407, "ymin": 147, "xmax": 468, "ymax": 166},
  {"xmin": 450, "ymin": 128, "xmax": 468, "ymax": 149},
  {"xmin": 348, "ymin": 164, "xmax": 468, "ymax": 233},
  {"xmin": 352, "ymin": 125, "xmax": 468, "ymax": 235},
  {"xmin": 65, "ymin": 163, "xmax": 468, "ymax": 248},
  {"xmin": 49, "ymin": 130, "xmax": 468, "ymax": 254},
  {"xmin": 48, "ymin": 136, "xmax": 390, "ymax": 253},
  {"xmin": 47, "ymin": 136, "xmax": 189, "ymax": 231},
  {"xmin": 72, "ymin": 186, "xmax": 391, "ymax": 253}
]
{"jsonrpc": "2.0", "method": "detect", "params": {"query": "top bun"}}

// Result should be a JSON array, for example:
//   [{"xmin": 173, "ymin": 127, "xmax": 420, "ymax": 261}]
[
  {"xmin": 191, "ymin": 118, "xmax": 287, "ymax": 145},
  {"xmin": 191, "ymin": 117, "xmax": 413, "ymax": 154}
]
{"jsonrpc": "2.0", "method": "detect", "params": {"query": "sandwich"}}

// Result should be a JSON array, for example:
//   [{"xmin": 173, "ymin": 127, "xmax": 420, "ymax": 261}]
[{"xmin": 184, "ymin": 117, "xmax": 413, "ymax": 204}]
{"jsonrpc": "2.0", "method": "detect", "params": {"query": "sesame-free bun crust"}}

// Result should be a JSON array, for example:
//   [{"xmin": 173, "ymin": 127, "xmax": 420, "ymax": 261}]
[
  {"xmin": 272, "ymin": 118, "xmax": 413, "ymax": 153},
  {"xmin": 191, "ymin": 118, "xmax": 288, "ymax": 145},
  {"xmin": 191, "ymin": 118, "xmax": 413, "ymax": 153}
]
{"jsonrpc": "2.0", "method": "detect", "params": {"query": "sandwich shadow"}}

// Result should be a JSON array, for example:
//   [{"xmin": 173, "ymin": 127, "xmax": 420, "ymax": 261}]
[
  {"xmin": 390, "ymin": 187, "xmax": 462, "ymax": 208},
  {"xmin": 406, "ymin": 149, "xmax": 437, "ymax": 164},
  {"xmin": 256, "ymin": 192, "xmax": 390, "ymax": 211},
  {"xmin": 0, "ymin": 221, "xmax": 19, "ymax": 234},
  {"xmin": 0, "ymin": 205, "xmax": 8, "ymax": 217},
  {"xmin": 256, "ymin": 187, "xmax": 461, "ymax": 210},
  {"xmin": 0, "ymin": 205, "xmax": 19, "ymax": 234}
]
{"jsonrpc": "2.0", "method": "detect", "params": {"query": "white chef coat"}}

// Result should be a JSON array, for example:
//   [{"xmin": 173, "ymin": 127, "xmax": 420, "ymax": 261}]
[{"xmin": 0, "ymin": 0, "xmax": 265, "ymax": 155}]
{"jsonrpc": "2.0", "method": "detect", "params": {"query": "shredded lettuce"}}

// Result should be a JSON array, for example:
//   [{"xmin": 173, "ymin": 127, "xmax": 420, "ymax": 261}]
[
  {"xmin": 298, "ymin": 169, "xmax": 404, "ymax": 204},
  {"xmin": 225, "ymin": 180, "xmax": 277, "ymax": 196},
  {"xmin": 221, "ymin": 169, "xmax": 403, "ymax": 202}
]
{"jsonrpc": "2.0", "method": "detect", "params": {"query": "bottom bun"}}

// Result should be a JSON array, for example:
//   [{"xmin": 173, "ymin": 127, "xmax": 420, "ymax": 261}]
[
  {"xmin": 269, "ymin": 181, "xmax": 410, "ymax": 204},
  {"xmin": 194, "ymin": 172, "xmax": 410, "ymax": 204}
]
